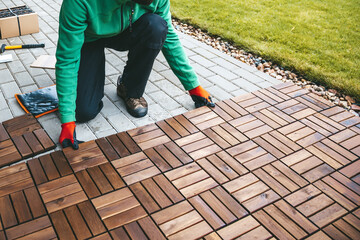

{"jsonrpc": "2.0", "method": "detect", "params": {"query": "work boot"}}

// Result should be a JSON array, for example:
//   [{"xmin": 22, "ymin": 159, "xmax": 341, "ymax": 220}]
[{"xmin": 117, "ymin": 77, "xmax": 148, "ymax": 118}]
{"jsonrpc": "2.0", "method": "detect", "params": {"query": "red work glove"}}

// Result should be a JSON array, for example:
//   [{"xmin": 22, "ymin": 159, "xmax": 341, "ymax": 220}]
[
  {"xmin": 189, "ymin": 85, "xmax": 215, "ymax": 108},
  {"xmin": 59, "ymin": 122, "xmax": 81, "ymax": 150}
]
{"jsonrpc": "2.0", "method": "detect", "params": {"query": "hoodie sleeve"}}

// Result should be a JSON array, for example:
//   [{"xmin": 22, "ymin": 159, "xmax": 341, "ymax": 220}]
[
  {"xmin": 155, "ymin": 0, "xmax": 200, "ymax": 91},
  {"xmin": 55, "ymin": 0, "xmax": 88, "ymax": 123}
]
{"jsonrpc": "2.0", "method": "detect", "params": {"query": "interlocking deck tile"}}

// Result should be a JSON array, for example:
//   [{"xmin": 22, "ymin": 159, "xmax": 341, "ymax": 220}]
[
  {"xmin": 197, "ymin": 151, "xmax": 248, "ymax": 184},
  {"xmin": 0, "ymin": 163, "xmax": 34, "ymax": 198},
  {"xmin": 227, "ymin": 140, "xmax": 276, "ymax": 171},
  {"xmin": 151, "ymin": 201, "xmax": 212, "ymax": 240},
  {"xmin": 340, "ymin": 160, "xmax": 360, "ymax": 184},
  {"xmin": 4, "ymin": 216, "xmax": 56, "ymax": 240},
  {"xmin": 0, "ymin": 186, "xmax": 46, "ymax": 229},
  {"xmin": 76, "ymin": 162, "xmax": 125, "ymax": 198},
  {"xmin": 183, "ymin": 106, "xmax": 225, "ymax": 130},
  {"xmin": 127, "ymin": 123, "xmax": 171, "ymax": 150},
  {"xmin": 104, "ymin": 132, "xmax": 141, "ymax": 159},
  {"xmin": 217, "ymin": 215, "xmax": 272, "ymax": 240},
  {"xmin": 50, "ymin": 200, "xmax": 106, "ymax": 239},
  {"xmin": 229, "ymin": 114, "xmax": 273, "ymax": 139},
  {"xmin": 63, "ymin": 141, "xmax": 108, "ymax": 172},
  {"xmin": 223, "ymin": 173, "xmax": 280, "ymax": 212},
  {"xmin": 189, "ymin": 186, "xmax": 247, "ymax": 230},
  {"xmin": 92, "ymin": 187, "xmax": 147, "ymax": 230},
  {"xmin": 112, "ymin": 152, "xmax": 160, "ymax": 185},
  {"xmin": 175, "ymin": 132, "xmax": 221, "ymax": 160},
  {"xmin": 157, "ymin": 115, "xmax": 198, "ymax": 140},
  {"xmin": 110, "ymin": 216, "xmax": 165, "ymax": 240},
  {"xmin": 165, "ymin": 162, "xmax": 218, "ymax": 198},
  {"xmin": 38, "ymin": 174, "xmax": 88, "ymax": 213},
  {"xmin": 212, "ymin": 98, "xmax": 248, "ymax": 121},
  {"xmin": 130, "ymin": 174, "xmax": 184, "ymax": 214},
  {"xmin": 323, "ymin": 213, "xmax": 360, "ymax": 239}
]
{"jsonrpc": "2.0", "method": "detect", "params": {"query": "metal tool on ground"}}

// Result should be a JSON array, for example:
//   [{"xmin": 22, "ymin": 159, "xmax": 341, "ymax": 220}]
[{"xmin": 0, "ymin": 43, "xmax": 45, "ymax": 53}]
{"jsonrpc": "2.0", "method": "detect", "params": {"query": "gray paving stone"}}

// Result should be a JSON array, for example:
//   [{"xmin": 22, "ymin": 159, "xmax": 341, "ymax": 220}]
[
  {"xmin": 183, "ymin": 47, "xmax": 197, "ymax": 57},
  {"xmin": 148, "ymin": 91, "xmax": 181, "ymax": 111},
  {"xmin": 174, "ymin": 94, "xmax": 194, "ymax": 110},
  {"xmin": 107, "ymin": 112, "xmax": 136, "ymax": 132},
  {"xmin": 147, "ymin": 103, "xmax": 172, "ymax": 122},
  {"xmin": 190, "ymin": 55, "xmax": 216, "ymax": 68},
  {"xmin": 87, "ymin": 113, "xmax": 114, "ymax": 134},
  {"xmin": 104, "ymin": 83, "xmax": 119, "ymax": 102},
  {"xmin": 7, "ymin": 60, "xmax": 26, "ymax": 74},
  {"xmin": 232, "ymin": 78, "xmax": 261, "ymax": 92},
  {"xmin": 169, "ymin": 107, "xmax": 188, "ymax": 117},
  {"xmin": 0, "ymin": 91, "xmax": 8, "ymax": 110},
  {"xmin": 144, "ymin": 81, "xmax": 160, "ymax": 94},
  {"xmin": 192, "ymin": 63, "xmax": 215, "ymax": 78},
  {"xmin": 8, "ymin": 98, "xmax": 25, "ymax": 117},
  {"xmin": 158, "ymin": 69, "xmax": 181, "ymax": 86},
  {"xmin": 105, "ymin": 61, "xmax": 119, "ymax": 76},
  {"xmin": 232, "ymin": 68, "xmax": 265, "ymax": 83},
  {"xmin": 132, "ymin": 116, "xmax": 156, "ymax": 127},
  {"xmin": 0, "ymin": 69, "xmax": 14, "ymax": 84},
  {"xmin": 0, "ymin": 108, "xmax": 13, "ymax": 122},
  {"xmin": 198, "ymin": 76, "xmax": 214, "ymax": 89},
  {"xmin": 231, "ymin": 88, "xmax": 249, "ymax": 97},
  {"xmin": 95, "ymin": 128, "xmax": 117, "ymax": 139},
  {"xmin": 156, "ymin": 52, "xmax": 167, "ymax": 63},
  {"xmin": 15, "ymin": 71, "xmax": 34, "ymax": 87},
  {"xmin": 33, "ymin": 74, "xmax": 54, "ymax": 88},
  {"xmin": 208, "ymin": 75, "xmax": 238, "ymax": 91},
  {"xmin": 210, "ymin": 57, "xmax": 240, "ymax": 71},
  {"xmin": 100, "ymin": 96, "xmax": 121, "ymax": 118},
  {"xmin": 36, "ymin": 114, "xmax": 61, "ymax": 143},
  {"xmin": 192, "ymin": 46, "xmax": 218, "ymax": 59},
  {"xmin": 153, "ymin": 60, "xmax": 168, "ymax": 72},
  {"xmin": 1, "ymin": 82, "xmax": 21, "ymax": 99},
  {"xmin": 256, "ymin": 81, "xmax": 274, "ymax": 88},
  {"xmin": 209, "ymin": 66, "xmax": 238, "ymax": 80},
  {"xmin": 21, "ymin": 84, "xmax": 39, "ymax": 93},
  {"xmin": 154, "ymin": 80, "xmax": 184, "ymax": 97},
  {"xmin": 76, "ymin": 123, "xmax": 97, "ymax": 142},
  {"xmin": 149, "ymin": 70, "xmax": 164, "ymax": 82},
  {"xmin": 207, "ymin": 85, "xmax": 233, "ymax": 101},
  {"xmin": 45, "ymin": 47, "xmax": 57, "ymax": 55}
]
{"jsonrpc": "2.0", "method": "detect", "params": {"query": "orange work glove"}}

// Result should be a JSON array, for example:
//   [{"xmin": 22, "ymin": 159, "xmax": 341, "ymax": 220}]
[
  {"xmin": 59, "ymin": 122, "xmax": 81, "ymax": 150},
  {"xmin": 189, "ymin": 85, "xmax": 215, "ymax": 108}
]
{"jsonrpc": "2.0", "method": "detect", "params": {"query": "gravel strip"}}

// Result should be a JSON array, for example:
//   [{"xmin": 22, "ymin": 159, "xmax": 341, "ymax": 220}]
[{"xmin": 172, "ymin": 19, "xmax": 360, "ymax": 116}]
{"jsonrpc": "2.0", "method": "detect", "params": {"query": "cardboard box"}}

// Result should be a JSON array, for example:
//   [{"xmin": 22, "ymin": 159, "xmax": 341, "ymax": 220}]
[{"xmin": 0, "ymin": 6, "xmax": 39, "ymax": 39}]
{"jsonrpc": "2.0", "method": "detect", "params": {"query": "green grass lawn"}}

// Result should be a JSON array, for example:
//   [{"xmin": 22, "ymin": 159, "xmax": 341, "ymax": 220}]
[{"xmin": 171, "ymin": 0, "xmax": 360, "ymax": 100}]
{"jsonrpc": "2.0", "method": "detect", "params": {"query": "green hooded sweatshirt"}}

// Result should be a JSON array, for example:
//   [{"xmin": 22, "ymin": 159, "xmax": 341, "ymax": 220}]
[{"xmin": 56, "ymin": 0, "xmax": 199, "ymax": 123}]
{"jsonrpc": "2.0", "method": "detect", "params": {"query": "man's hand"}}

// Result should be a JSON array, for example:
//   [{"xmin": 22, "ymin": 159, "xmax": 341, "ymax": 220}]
[
  {"xmin": 189, "ymin": 85, "xmax": 215, "ymax": 108},
  {"xmin": 59, "ymin": 122, "xmax": 81, "ymax": 150},
  {"xmin": 132, "ymin": 0, "xmax": 154, "ymax": 6}
]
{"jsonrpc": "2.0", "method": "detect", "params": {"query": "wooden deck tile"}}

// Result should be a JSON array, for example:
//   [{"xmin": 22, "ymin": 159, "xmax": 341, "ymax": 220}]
[
  {"xmin": 229, "ymin": 114, "xmax": 273, "ymax": 139},
  {"xmin": 340, "ymin": 159, "xmax": 360, "ymax": 180},
  {"xmin": 0, "ymin": 139, "xmax": 22, "ymax": 167},
  {"xmin": 323, "ymin": 213, "xmax": 360, "ymax": 239},
  {"xmin": 76, "ymin": 162, "xmax": 125, "ymax": 198},
  {"xmin": 4, "ymin": 215, "xmax": 56, "ymax": 240},
  {"xmin": 165, "ymin": 162, "xmax": 218, "ymax": 198},
  {"xmin": 189, "ymin": 186, "xmax": 247, "ymax": 229},
  {"xmin": 0, "ymin": 163, "xmax": 34, "ymax": 198},
  {"xmin": 227, "ymin": 140, "xmax": 276, "ymax": 171},
  {"xmin": 217, "ymin": 215, "xmax": 271, "ymax": 240},
  {"xmin": 157, "ymin": 115, "xmax": 198, "ymax": 140},
  {"xmin": 2, "ymin": 113, "xmax": 41, "ymax": 137},
  {"xmin": 63, "ymin": 140, "xmax": 108, "ymax": 172},
  {"xmin": 130, "ymin": 174, "xmax": 184, "ymax": 213},
  {"xmin": 151, "ymin": 201, "xmax": 212, "ymax": 240},
  {"xmin": 197, "ymin": 151, "xmax": 248, "ymax": 184},
  {"xmin": 128, "ymin": 123, "xmax": 171, "ymax": 150},
  {"xmin": 92, "ymin": 188, "xmax": 147, "ymax": 230},
  {"xmin": 184, "ymin": 106, "xmax": 225, "ymax": 130},
  {"xmin": 213, "ymin": 99, "xmax": 248, "ymax": 121},
  {"xmin": 38, "ymin": 174, "xmax": 88, "ymax": 213},
  {"xmin": 112, "ymin": 152, "xmax": 161, "ymax": 185},
  {"xmin": 223, "ymin": 173, "xmax": 280, "ymax": 212},
  {"xmin": 175, "ymin": 132, "xmax": 221, "ymax": 160}
]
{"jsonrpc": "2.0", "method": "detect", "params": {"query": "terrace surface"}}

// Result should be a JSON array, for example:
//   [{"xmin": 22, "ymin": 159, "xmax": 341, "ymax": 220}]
[
  {"xmin": 0, "ymin": 82, "xmax": 360, "ymax": 239},
  {"xmin": 0, "ymin": 0, "xmax": 359, "ymax": 239}
]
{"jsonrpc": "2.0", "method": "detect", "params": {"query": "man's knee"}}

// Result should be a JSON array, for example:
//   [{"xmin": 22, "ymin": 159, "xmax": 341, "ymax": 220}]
[{"xmin": 141, "ymin": 13, "xmax": 168, "ymax": 48}]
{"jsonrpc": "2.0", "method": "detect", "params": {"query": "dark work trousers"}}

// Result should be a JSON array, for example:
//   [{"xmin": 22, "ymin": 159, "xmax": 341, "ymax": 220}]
[{"xmin": 75, "ymin": 13, "xmax": 168, "ymax": 122}]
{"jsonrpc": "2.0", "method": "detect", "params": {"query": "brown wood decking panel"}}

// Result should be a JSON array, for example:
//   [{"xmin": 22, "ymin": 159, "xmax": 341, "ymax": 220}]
[{"xmin": 0, "ymin": 83, "xmax": 359, "ymax": 239}]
